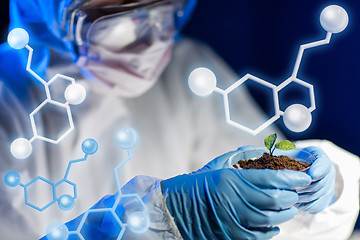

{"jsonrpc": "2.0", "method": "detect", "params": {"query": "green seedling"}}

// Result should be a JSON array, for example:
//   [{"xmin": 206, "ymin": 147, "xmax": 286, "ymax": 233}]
[{"xmin": 264, "ymin": 133, "xmax": 296, "ymax": 156}]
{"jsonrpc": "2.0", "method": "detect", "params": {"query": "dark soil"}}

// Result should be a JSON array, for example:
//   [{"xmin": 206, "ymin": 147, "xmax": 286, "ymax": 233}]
[{"xmin": 232, "ymin": 152, "xmax": 311, "ymax": 171}]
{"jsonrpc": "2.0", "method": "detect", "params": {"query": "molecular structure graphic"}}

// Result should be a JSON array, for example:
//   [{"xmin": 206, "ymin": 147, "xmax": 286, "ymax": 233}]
[
  {"xmin": 4, "ymin": 139, "xmax": 98, "ymax": 212},
  {"xmin": 45, "ymin": 127, "xmax": 149, "ymax": 240},
  {"xmin": 7, "ymin": 28, "xmax": 87, "ymax": 159},
  {"xmin": 188, "ymin": 5, "xmax": 348, "ymax": 135}
]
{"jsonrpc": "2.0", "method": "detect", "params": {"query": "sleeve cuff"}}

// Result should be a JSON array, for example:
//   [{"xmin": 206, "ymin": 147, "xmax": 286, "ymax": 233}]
[{"xmin": 121, "ymin": 176, "xmax": 183, "ymax": 240}]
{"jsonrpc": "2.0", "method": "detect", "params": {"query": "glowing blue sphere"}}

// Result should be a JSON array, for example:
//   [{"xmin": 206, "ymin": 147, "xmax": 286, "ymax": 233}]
[
  {"xmin": 7, "ymin": 28, "xmax": 29, "ymax": 50},
  {"xmin": 58, "ymin": 195, "xmax": 75, "ymax": 211},
  {"xmin": 127, "ymin": 211, "xmax": 150, "ymax": 234},
  {"xmin": 116, "ymin": 127, "xmax": 138, "ymax": 149},
  {"xmin": 283, "ymin": 104, "xmax": 312, "ymax": 133},
  {"xmin": 45, "ymin": 222, "xmax": 69, "ymax": 240},
  {"xmin": 320, "ymin": 5, "xmax": 348, "ymax": 33},
  {"xmin": 4, "ymin": 171, "xmax": 21, "ymax": 187},
  {"xmin": 81, "ymin": 138, "xmax": 98, "ymax": 155},
  {"xmin": 188, "ymin": 67, "xmax": 217, "ymax": 96}
]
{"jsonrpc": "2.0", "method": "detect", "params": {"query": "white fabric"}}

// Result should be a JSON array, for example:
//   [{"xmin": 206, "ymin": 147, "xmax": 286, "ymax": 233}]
[
  {"xmin": 0, "ymin": 38, "xmax": 358, "ymax": 239},
  {"xmin": 120, "ymin": 176, "xmax": 182, "ymax": 239}
]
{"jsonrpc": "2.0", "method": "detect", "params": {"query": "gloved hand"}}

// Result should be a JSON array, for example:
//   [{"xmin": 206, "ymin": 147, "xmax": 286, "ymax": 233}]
[
  {"xmin": 196, "ymin": 145, "xmax": 256, "ymax": 172},
  {"xmin": 296, "ymin": 146, "xmax": 336, "ymax": 214},
  {"xmin": 161, "ymin": 147, "xmax": 312, "ymax": 240},
  {"xmin": 205, "ymin": 145, "xmax": 336, "ymax": 214}
]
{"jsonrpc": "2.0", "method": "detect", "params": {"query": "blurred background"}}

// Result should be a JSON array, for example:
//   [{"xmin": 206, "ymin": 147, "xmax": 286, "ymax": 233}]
[{"xmin": 0, "ymin": 0, "xmax": 359, "ymax": 231}]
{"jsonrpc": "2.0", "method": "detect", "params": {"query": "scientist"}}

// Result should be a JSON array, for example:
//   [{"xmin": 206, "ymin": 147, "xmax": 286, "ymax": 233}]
[{"xmin": 0, "ymin": 0, "xmax": 358, "ymax": 239}]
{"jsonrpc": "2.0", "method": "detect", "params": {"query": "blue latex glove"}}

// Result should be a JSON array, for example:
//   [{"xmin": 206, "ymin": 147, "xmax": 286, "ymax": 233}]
[
  {"xmin": 161, "ymin": 147, "xmax": 312, "ymax": 240},
  {"xmin": 206, "ymin": 145, "xmax": 336, "ymax": 214},
  {"xmin": 197, "ymin": 145, "xmax": 256, "ymax": 172},
  {"xmin": 296, "ymin": 146, "xmax": 336, "ymax": 214}
]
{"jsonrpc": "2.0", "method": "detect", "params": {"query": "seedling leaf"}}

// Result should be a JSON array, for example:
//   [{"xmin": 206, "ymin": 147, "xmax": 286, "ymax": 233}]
[
  {"xmin": 264, "ymin": 133, "xmax": 277, "ymax": 151},
  {"xmin": 275, "ymin": 140, "xmax": 296, "ymax": 150}
]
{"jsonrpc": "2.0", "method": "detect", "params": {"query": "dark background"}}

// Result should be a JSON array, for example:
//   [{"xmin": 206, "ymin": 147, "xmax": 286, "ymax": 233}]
[
  {"xmin": 1, "ymin": 0, "xmax": 359, "ymax": 230},
  {"xmin": 185, "ymin": 0, "xmax": 360, "ymax": 229},
  {"xmin": 183, "ymin": 0, "xmax": 360, "ymax": 158}
]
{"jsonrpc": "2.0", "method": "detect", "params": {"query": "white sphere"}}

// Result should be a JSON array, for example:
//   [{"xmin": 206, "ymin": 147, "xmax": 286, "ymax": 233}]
[
  {"xmin": 64, "ymin": 83, "xmax": 86, "ymax": 105},
  {"xmin": 10, "ymin": 138, "xmax": 32, "ymax": 159},
  {"xmin": 283, "ymin": 104, "xmax": 312, "ymax": 133},
  {"xmin": 188, "ymin": 67, "xmax": 217, "ymax": 96},
  {"xmin": 127, "ymin": 211, "xmax": 150, "ymax": 234},
  {"xmin": 320, "ymin": 5, "xmax": 348, "ymax": 33},
  {"xmin": 7, "ymin": 28, "xmax": 29, "ymax": 49}
]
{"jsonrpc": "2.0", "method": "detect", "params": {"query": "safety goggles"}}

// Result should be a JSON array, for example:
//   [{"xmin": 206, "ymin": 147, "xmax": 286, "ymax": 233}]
[{"xmin": 64, "ymin": 0, "xmax": 188, "ymax": 50}]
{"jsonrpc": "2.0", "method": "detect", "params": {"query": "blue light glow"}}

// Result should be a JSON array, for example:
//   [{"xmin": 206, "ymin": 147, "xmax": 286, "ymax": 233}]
[
  {"xmin": 58, "ymin": 194, "xmax": 75, "ymax": 211},
  {"xmin": 46, "ymin": 222, "xmax": 69, "ymax": 240},
  {"xmin": 115, "ymin": 127, "xmax": 138, "ymax": 150},
  {"xmin": 4, "ymin": 171, "xmax": 21, "ymax": 187},
  {"xmin": 127, "ymin": 211, "xmax": 150, "ymax": 234}
]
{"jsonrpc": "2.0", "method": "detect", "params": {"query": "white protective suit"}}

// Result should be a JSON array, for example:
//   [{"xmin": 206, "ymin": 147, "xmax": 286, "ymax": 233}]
[{"xmin": 0, "ymin": 37, "xmax": 359, "ymax": 240}]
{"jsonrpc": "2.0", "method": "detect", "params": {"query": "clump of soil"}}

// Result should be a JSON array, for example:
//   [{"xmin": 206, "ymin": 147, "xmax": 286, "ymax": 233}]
[{"xmin": 233, "ymin": 153, "xmax": 311, "ymax": 171}]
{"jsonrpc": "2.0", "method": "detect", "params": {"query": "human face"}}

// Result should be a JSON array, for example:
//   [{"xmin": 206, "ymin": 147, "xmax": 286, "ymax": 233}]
[{"xmin": 67, "ymin": 0, "xmax": 186, "ymax": 49}]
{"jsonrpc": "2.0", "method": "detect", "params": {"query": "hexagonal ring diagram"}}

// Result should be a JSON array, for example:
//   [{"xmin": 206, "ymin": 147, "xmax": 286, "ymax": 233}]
[
  {"xmin": 4, "ymin": 139, "xmax": 98, "ymax": 212},
  {"xmin": 223, "ymin": 74, "xmax": 280, "ymax": 135},
  {"xmin": 190, "ymin": 26, "xmax": 338, "ymax": 134},
  {"xmin": 276, "ymin": 76, "xmax": 316, "ymax": 115},
  {"xmin": 8, "ymin": 29, "xmax": 86, "ymax": 159},
  {"xmin": 77, "ymin": 209, "xmax": 126, "ymax": 240},
  {"xmin": 30, "ymin": 99, "xmax": 74, "ymax": 144},
  {"xmin": 24, "ymin": 177, "xmax": 56, "ymax": 212}
]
